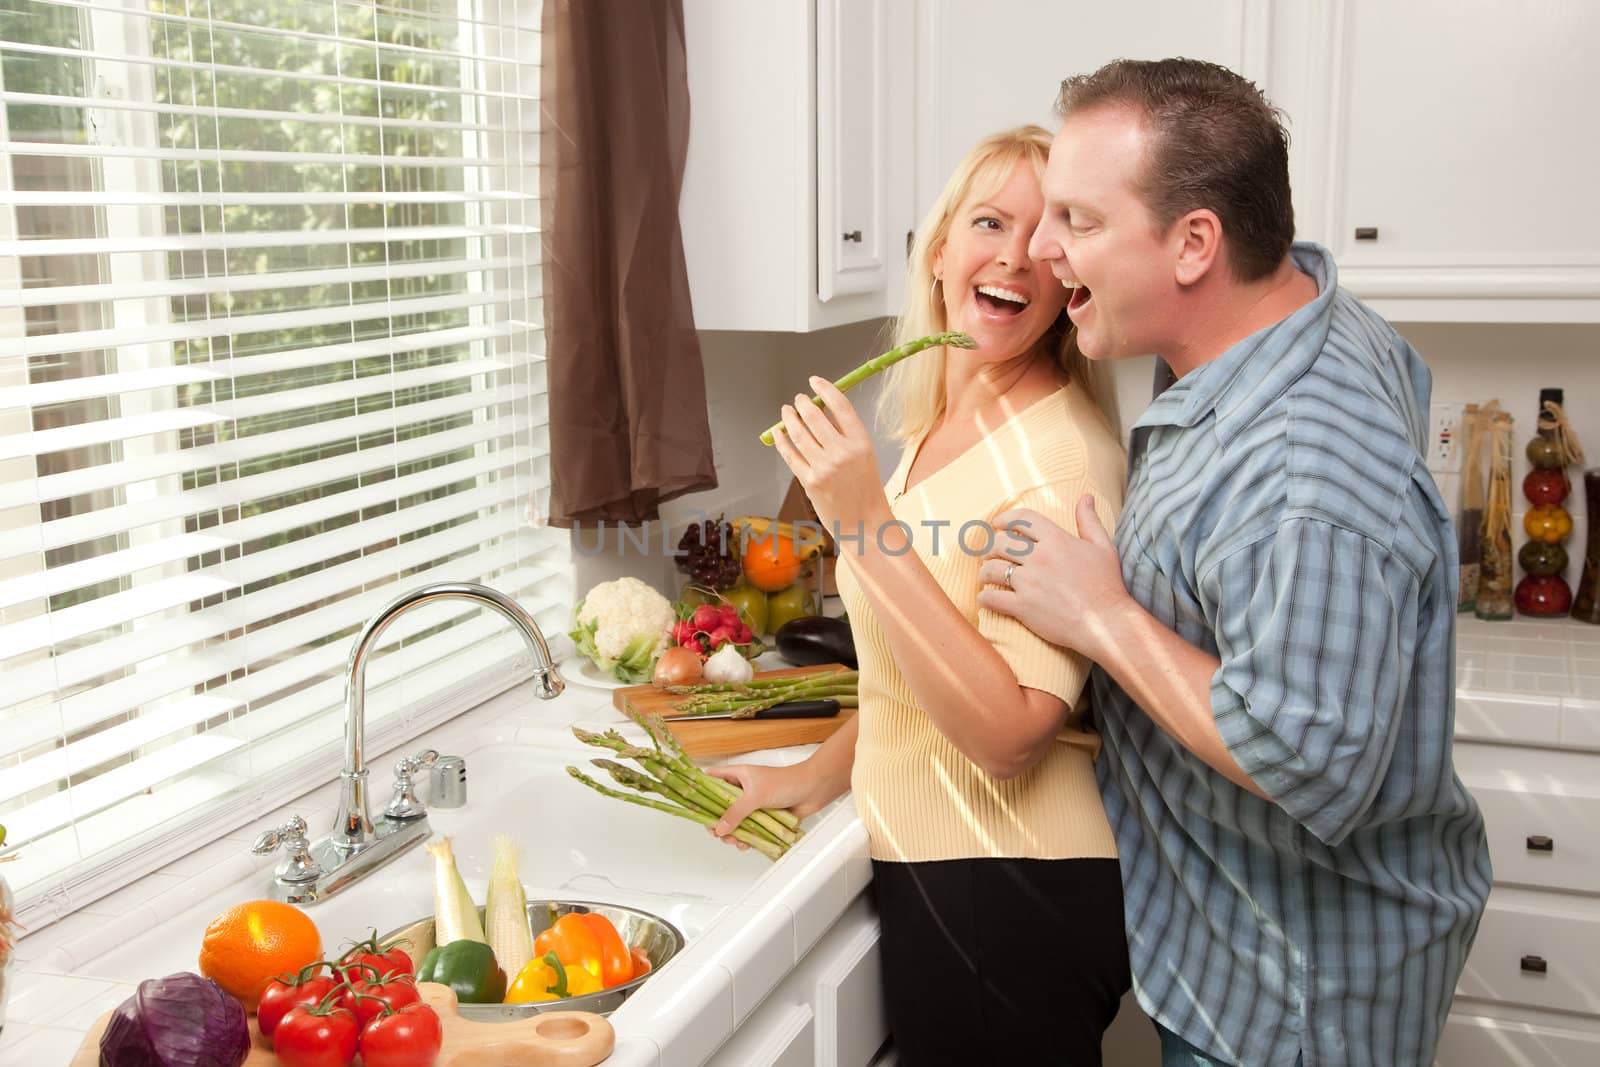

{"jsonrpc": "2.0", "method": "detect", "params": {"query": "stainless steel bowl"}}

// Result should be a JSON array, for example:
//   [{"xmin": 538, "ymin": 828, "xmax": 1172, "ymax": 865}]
[{"xmin": 378, "ymin": 899, "xmax": 684, "ymax": 1020}]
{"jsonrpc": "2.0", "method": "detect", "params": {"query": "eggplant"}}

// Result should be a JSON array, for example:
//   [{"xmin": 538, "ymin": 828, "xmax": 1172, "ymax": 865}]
[{"xmin": 775, "ymin": 615, "xmax": 856, "ymax": 669}]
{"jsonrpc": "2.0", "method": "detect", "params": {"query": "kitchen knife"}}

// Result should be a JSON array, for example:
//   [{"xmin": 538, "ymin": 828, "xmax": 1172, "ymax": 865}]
[{"xmin": 660, "ymin": 698, "xmax": 842, "ymax": 722}]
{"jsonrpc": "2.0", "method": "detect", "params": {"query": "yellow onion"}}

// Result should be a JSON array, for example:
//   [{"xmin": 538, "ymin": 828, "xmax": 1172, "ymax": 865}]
[{"xmin": 652, "ymin": 646, "xmax": 703, "ymax": 687}]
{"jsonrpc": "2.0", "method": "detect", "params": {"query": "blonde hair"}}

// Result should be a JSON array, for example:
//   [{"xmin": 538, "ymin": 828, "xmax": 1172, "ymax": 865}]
[{"xmin": 876, "ymin": 125, "xmax": 1120, "ymax": 443}]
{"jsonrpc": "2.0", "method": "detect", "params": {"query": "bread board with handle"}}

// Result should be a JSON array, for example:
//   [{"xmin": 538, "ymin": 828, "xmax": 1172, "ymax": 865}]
[
  {"xmin": 71, "ymin": 981, "xmax": 614, "ymax": 1067},
  {"xmin": 612, "ymin": 663, "xmax": 856, "ymax": 758}
]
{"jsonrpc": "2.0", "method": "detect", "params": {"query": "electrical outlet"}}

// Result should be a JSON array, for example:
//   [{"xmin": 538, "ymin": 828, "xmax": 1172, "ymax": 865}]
[{"xmin": 1427, "ymin": 402, "xmax": 1465, "ymax": 474}]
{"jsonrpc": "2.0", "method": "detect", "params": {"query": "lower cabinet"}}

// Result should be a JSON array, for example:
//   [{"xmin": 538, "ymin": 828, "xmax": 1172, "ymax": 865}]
[
  {"xmin": 1446, "ymin": 728, "xmax": 1600, "ymax": 1066},
  {"xmin": 707, "ymin": 892, "xmax": 889, "ymax": 1067}
]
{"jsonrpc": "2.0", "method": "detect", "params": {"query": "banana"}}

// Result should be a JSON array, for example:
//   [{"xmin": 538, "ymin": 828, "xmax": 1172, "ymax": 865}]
[{"xmin": 732, "ymin": 515, "xmax": 829, "ymax": 559}]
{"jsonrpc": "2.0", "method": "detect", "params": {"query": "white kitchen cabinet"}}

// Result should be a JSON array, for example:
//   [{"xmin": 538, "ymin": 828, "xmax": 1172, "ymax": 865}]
[
  {"xmin": 1277, "ymin": 0, "xmax": 1600, "ymax": 322},
  {"xmin": 918, "ymin": 0, "xmax": 1600, "ymax": 323},
  {"xmin": 1447, "ymin": 623, "xmax": 1600, "ymax": 1065},
  {"xmin": 680, "ymin": 0, "xmax": 913, "ymax": 332},
  {"xmin": 705, "ymin": 891, "xmax": 889, "ymax": 1067}
]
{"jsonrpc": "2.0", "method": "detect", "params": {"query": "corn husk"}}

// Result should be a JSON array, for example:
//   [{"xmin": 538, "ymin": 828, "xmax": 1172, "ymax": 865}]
[
  {"xmin": 427, "ymin": 835, "xmax": 485, "ymax": 945},
  {"xmin": 484, "ymin": 835, "xmax": 534, "ymax": 978}
]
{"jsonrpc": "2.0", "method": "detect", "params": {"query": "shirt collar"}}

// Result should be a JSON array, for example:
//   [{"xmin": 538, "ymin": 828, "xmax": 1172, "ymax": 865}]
[{"xmin": 1132, "ymin": 242, "xmax": 1337, "ymax": 442}]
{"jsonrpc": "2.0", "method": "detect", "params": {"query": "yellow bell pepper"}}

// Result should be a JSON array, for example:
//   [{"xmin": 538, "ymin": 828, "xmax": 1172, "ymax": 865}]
[
  {"xmin": 564, "ymin": 962, "xmax": 604, "ymax": 997},
  {"xmin": 505, "ymin": 952, "xmax": 565, "ymax": 1003}
]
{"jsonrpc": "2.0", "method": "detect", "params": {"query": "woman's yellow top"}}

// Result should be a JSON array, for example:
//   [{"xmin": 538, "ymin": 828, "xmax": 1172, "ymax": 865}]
[{"xmin": 836, "ymin": 381, "xmax": 1125, "ymax": 863}]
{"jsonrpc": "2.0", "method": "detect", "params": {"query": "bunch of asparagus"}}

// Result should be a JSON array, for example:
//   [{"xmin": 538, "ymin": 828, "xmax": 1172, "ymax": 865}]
[
  {"xmin": 566, "ymin": 710, "xmax": 803, "ymax": 861},
  {"xmin": 662, "ymin": 667, "xmax": 857, "ymax": 718}
]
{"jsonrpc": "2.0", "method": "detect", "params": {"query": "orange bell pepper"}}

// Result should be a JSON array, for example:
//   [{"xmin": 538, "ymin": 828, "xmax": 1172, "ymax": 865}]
[
  {"xmin": 533, "ymin": 913, "xmax": 604, "ymax": 984},
  {"xmin": 580, "ymin": 912, "xmax": 634, "ymax": 988}
]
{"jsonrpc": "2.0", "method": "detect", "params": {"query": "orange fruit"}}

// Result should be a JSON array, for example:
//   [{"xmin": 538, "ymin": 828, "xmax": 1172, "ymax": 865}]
[
  {"xmin": 742, "ymin": 533, "xmax": 802, "ymax": 592},
  {"xmin": 198, "ymin": 899, "xmax": 321, "ymax": 1010}
]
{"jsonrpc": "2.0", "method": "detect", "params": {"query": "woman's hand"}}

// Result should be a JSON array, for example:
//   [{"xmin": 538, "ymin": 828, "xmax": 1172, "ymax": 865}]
[
  {"xmin": 771, "ymin": 376, "xmax": 887, "ymax": 531},
  {"xmin": 705, "ymin": 761, "xmax": 828, "ymax": 849}
]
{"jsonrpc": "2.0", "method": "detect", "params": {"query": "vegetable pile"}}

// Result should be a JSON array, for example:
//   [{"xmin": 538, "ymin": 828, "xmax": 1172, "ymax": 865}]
[
  {"xmin": 424, "ymin": 834, "xmax": 646, "ymax": 1006},
  {"xmin": 566, "ymin": 710, "xmax": 805, "ymax": 861}
]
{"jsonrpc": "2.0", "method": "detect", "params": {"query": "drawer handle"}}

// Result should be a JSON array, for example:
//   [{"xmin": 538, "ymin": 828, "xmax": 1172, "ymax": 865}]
[
  {"xmin": 1526, "ymin": 834, "xmax": 1554, "ymax": 852},
  {"xmin": 1521, "ymin": 954, "xmax": 1548, "ymax": 975},
  {"xmin": 843, "ymin": 230, "xmax": 862, "ymax": 243},
  {"xmin": 1354, "ymin": 226, "xmax": 1379, "ymax": 240}
]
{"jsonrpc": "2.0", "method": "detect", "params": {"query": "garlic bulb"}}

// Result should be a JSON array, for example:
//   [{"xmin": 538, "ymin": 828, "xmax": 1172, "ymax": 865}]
[{"xmin": 702, "ymin": 643, "xmax": 754, "ymax": 684}]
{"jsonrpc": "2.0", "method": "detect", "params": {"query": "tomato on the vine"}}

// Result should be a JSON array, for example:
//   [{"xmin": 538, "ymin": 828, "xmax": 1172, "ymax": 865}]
[
  {"xmin": 349, "ymin": 972, "xmax": 422, "ymax": 1028},
  {"xmin": 339, "ymin": 932, "xmax": 414, "ymax": 979},
  {"xmin": 360, "ymin": 1002, "xmax": 444, "ymax": 1067},
  {"xmin": 258, "ymin": 965, "xmax": 349, "ymax": 1038},
  {"xmin": 274, "ymin": 1002, "xmax": 361, "ymax": 1067}
]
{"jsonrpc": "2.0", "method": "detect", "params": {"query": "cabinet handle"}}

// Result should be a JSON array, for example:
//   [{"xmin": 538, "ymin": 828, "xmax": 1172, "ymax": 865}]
[
  {"xmin": 1526, "ymin": 834, "xmax": 1554, "ymax": 852},
  {"xmin": 1354, "ymin": 227, "xmax": 1379, "ymax": 241},
  {"xmin": 842, "ymin": 230, "xmax": 862, "ymax": 243},
  {"xmin": 1520, "ymin": 954, "xmax": 1548, "ymax": 975}
]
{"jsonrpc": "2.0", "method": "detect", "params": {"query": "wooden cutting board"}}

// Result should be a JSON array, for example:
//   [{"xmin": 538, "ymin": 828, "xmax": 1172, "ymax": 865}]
[
  {"xmin": 72, "ymin": 981, "xmax": 613, "ymax": 1067},
  {"xmin": 612, "ymin": 663, "xmax": 855, "ymax": 758}
]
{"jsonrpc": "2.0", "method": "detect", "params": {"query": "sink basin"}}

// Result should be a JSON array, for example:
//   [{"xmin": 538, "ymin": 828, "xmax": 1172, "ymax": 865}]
[
  {"xmin": 74, "ymin": 735, "xmax": 774, "ymax": 985},
  {"xmin": 377, "ymin": 899, "xmax": 683, "ymax": 1018}
]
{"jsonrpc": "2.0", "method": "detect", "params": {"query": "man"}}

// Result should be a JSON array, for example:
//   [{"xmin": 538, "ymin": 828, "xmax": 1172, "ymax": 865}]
[{"xmin": 977, "ymin": 59, "xmax": 1491, "ymax": 1067}]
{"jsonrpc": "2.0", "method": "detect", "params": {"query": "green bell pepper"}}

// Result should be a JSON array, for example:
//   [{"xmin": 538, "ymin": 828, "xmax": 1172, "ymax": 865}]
[{"xmin": 417, "ymin": 939, "xmax": 507, "ymax": 1004}]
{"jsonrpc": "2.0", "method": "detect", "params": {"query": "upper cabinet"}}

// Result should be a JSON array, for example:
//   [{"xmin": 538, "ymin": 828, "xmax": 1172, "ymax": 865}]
[
  {"xmin": 915, "ymin": 0, "xmax": 1600, "ymax": 324},
  {"xmin": 1279, "ymin": 1, "xmax": 1600, "ymax": 322},
  {"xmin": 680, "ymin": 0, "xmax": 913, "ymax": 332}
]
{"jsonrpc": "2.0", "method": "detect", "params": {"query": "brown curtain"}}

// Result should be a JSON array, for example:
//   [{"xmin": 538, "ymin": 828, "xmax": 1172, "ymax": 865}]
[{"xmin": 540, "ymin": 0, "xmax": 717, "ymax": 526}]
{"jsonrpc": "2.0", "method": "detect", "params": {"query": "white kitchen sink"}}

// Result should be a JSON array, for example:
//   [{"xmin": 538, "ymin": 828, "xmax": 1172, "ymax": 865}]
[{"xmin": 74, "ymin": 729, "xmax": 779, "ymax": 984}]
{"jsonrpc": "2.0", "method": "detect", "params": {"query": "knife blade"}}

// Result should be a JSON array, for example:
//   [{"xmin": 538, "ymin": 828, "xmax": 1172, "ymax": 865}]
[{"xmin": 659, "ymin": 698, "xmax": 842, "ymax": 722}]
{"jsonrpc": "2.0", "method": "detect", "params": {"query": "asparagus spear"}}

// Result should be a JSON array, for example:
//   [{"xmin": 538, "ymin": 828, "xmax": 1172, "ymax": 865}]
[{"xmin": 758, "ymin": 332, "xmax": 978, "ymax": 445}]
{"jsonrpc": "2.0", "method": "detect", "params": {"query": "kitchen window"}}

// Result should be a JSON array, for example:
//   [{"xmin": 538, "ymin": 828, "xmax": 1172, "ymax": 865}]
[{"xmin": 0, "ymin": 0, "xmax": 563, "ymax": 925}]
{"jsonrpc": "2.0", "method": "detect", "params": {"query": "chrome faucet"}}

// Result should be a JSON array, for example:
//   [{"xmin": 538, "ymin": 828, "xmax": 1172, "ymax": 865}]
[{"xmin": 254, "ymin": 581, "xmax": 565, "ymax": 903}]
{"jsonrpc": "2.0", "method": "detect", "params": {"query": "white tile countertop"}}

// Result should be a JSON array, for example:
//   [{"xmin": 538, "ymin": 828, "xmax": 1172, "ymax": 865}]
[
  {"xmin": 0, "ymin": 658, "xmax": 869, "ymax": 1067},
  {"xmin": 5, "ymin": 616, "xmax": 1598, "ymax": 1066}
]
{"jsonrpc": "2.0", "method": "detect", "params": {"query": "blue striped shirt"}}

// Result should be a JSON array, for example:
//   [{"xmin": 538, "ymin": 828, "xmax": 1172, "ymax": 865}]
[{"xmin": 1093, "ymin": 243, "xmax": 1492, "ymax": 1067}]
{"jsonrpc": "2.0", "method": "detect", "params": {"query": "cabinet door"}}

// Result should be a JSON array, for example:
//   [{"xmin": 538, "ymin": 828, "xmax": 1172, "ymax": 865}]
[
  {"xmin": 1473, "ymin": 786, "xmax": 1600, "ymax": 897},
  {"xmin": 1437, "ymin": 1011, "xmax": 1600, "ymax": 1067},
  {"xmin": 814, "ymin": 901, "xmax": 889, "ymax": 1067},
  {"xmin": 816, "ymin": 0, "xmax": 888, "ymax": 302},
  {"xmin": 706, "ymin": 1002, "xmax": 816, "ymax": 1067},
  {"xmin": 1296, "ymin": 1, "xmax": 1600, "ymax": 303},
  {"xmin": 1458, "ymin": 896, "xmax": 1600, "ymax": 1017}
]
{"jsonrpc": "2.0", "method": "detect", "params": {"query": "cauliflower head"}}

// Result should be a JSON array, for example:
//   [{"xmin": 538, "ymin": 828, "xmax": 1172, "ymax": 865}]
[{"xmin": 569, "ymin": 576, "xmax": 675, "ymax": 683}]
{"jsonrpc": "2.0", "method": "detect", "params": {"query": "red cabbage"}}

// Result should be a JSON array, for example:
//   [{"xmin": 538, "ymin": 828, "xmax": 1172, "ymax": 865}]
[{"xmin": 98, "ymin": 972, "xmax": 250, "ymax": 1067}]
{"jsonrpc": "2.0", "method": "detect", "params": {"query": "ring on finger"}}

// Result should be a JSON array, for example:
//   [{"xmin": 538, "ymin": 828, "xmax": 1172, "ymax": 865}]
[{"xmin": 1003, "ymin": 562, "xmax": 1017, "ymax": 590}]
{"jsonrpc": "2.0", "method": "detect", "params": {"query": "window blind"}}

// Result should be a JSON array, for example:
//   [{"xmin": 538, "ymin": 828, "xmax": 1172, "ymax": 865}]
[{"xmin": 0, "ymin": 0, "xmax": 564, "ymax": 922}]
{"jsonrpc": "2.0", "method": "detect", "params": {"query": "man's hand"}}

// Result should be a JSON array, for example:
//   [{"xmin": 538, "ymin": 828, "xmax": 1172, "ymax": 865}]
[{"xmin": 976, "ymin": 494, "xmax": 1134, "ymax": 662}]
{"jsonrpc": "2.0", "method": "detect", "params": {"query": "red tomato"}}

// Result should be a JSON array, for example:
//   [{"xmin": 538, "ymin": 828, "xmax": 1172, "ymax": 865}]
[
  {"xmin": 258, "ymin": 975, "xmax": 343, "ymax": 1038},
  {"xmin": 360, "ymin": 1002, "xmax": 444, "ymax": 1067},
  {"xmin": 580, "ymin": 912, "xmax": 634, "ymax": 988},
  {"xmin": 629, "ymin": 944, "xmax": 652, "ymax": 978},
  {"xmin": 274, "ymin": 1004, "xmax": 360, "ymax": 1067},
  {"xmin": 340, "ymin": 942, "xmax": 413, "ymax": 979},
  {"xmin": 349, "ymin": 973, "xmax": 422, "ymax": 1028}
]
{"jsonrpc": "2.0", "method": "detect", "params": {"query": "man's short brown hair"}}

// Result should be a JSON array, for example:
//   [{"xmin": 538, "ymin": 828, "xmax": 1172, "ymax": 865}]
[{"xmin": 1055, "ymin": 58, "xmax": 1294, "ymax": 282}]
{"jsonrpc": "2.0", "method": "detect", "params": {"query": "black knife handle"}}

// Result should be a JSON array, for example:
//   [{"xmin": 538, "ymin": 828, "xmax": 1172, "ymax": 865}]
[{"xmin": 752, "ymin": 699, "xmax": 842, "ymax": 720}]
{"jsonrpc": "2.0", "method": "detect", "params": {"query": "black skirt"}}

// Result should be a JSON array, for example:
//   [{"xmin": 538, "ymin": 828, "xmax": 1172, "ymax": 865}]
[{"xmin": 870, "ymin": 856, "xmax": 1131, "ymax": 1067}]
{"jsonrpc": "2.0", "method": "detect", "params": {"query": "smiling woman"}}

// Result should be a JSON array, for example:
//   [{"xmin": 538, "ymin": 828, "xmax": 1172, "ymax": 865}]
[{"xmin": 0, "ymin": 0, "xmax": 567, "ymax": 928}]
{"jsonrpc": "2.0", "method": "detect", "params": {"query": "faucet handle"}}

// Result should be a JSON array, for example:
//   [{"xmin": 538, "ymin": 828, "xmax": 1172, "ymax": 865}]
[
  {"xmin": 385, "ymin": 748, "xmax": 438, "ymax": 821},
  {"xmin": 252, "ymin": 815, "xmax": 321, "ymax": 884}
]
